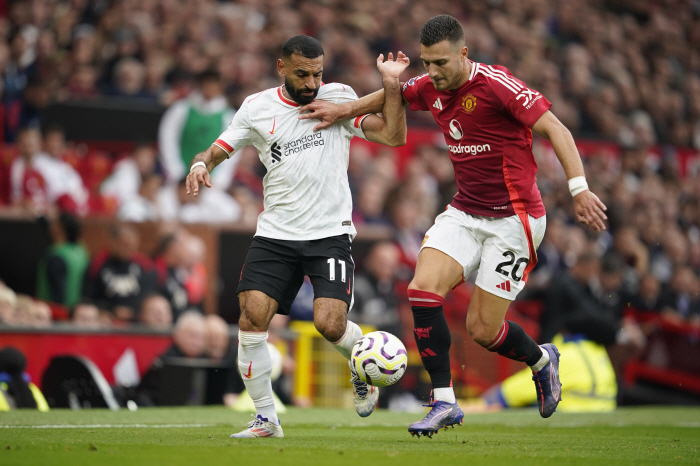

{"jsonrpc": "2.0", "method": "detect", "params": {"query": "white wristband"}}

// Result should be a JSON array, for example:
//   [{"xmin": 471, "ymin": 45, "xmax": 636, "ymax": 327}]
[
  {"xmin": 190, "ymin": 161, "xmax": 207, "ymax": 173},
  {"xmin": 568, "ymin": 176, "xmax": 588, "ymax": 197}
]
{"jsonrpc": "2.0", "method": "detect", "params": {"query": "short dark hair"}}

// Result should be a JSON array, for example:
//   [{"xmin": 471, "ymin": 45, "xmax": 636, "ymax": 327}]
[
  {"xmin": 282, "ymin": 35, "xmax": 324, "ymax": 59},
  {"xmin": 419, "ymin": 15, "xmax": 465, "ymax": 47}
]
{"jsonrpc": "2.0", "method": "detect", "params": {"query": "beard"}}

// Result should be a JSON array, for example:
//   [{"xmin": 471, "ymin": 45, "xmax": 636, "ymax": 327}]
[{"xmin": 284, "ymin": 77, "xmax": 319, "ymax": 105}]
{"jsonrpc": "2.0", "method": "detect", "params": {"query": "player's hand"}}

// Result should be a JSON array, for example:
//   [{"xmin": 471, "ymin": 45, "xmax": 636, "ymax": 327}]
[
  {"xmin": 298, "ymin": 100, "xmax": 344, "ymax": 131},
  {"xmin": 573, "ymin": 190, "xmax": 607, "ymax": 232},
  {"xmin": 186, "ymin": 166, "xmax": 211, "ymax": 197},
  {"xmin": 376, "ymin": 51, "xmax": 410, "ymax": 80}
]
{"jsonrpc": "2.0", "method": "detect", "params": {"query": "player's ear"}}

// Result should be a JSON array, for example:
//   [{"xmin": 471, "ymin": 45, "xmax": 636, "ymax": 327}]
[
  {"xmin": 461, "ymin": 46, "xmax": 469, "ymax": 60},
  {"xmin": 277, "ymin": 58, "xmax": 286, "ymax": 78}
]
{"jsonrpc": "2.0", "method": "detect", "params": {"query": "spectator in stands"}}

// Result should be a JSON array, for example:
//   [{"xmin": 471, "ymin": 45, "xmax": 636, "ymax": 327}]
[
  {"xmin": 158, "ymin": 70, "xmax": 236, "ymax": 187},
  {"xmin": 541, "ymin": 251, "xmax": 645, "ymax": 349},
  {"xmin": 82, "ymin": 223, "xmax": 158, "ymax": 322},
  {"xmin": 3, "ymin": 28, "xmax": 36, "ymax": 143},
  {"xmin": 541, "ymin": 252, "xmax": 619, "ymax": 346},
  {"xmin": 105, "ymin": 58, "xmax": 154, "ymax": 102},
  {"xmin": 154, "ymin": 230, "xmax": 202, "ymax": 319},
  {"xmin": 388, "ymin": 195, "xmax": 425, "ymax": 269},
  {"xmin": 100, "ymin": 143, "xmax": 159, "ymax": 209},
  {"xmin": 71, "ymin": 301, "xmax": 103, "ymax": 329},
  {"xmin": 117, "ymin": 173, "xmax": 164, "ymax": 222},
  {"xmin": 204, "ymin": 314, "xmax": 245, "ymax": 406},
  {"xmin": 0, "ymin": 285, "xmax": 18, "ymax": 325},
  {"xmin": 10, "ymin": 126, "xmax": 88, "ymax": 215},
  {"xmin": 658, "ymin": 267, "xmax": 700, "ymax": 325},
  {"xmin": 134, "ymin": 311, "xmax": 207, "ymax": 406},
  {"xmin": 66, "ymin": 65, "xmax": 99, "ymax": 100},
  {"xmin": 139, "ymin": 293, "xmax": 173, "ymax": 330},
  {"xmin": 13, "ymin": 295, "xmax": 51, "ymax": 328},
  {"xmin": 35, "ymin": 212, "xmax": 89, "ymax": 308},
  {"xmin": 353, "ymin": 177, "xmax": 391, "ymax": 227},
  {"xmin": 157, "ymin": 176, "xmax": 241, "ymax": 224},
  {"xmin": 182, "ymin": 233, "xmax": 208, "ymax": 314},
  {"xmin": 629, "ymin": 273, "xmax": 663, "ymax": 315},
  {"xmin": 353, "ymin": 241, "xmax": 403, "ymax": 336}
]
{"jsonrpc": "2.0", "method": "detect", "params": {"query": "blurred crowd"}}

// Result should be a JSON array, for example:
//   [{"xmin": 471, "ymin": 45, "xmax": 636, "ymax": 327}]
[
  {"xmin": 0, "ymin": 0, "xmax": 700, "ymax": 405},
  {"xmin": 0, "ymin": 0, "xmax": 699, "ymax": 147},
  {"xmin": 0, "ymin": 215, "xmax": 209, "ymax": 329}
]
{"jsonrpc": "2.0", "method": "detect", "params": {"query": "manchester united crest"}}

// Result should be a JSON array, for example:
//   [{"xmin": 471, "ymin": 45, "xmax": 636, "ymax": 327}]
[{"xmin": 462, "ymin": 94, "xmax": 477, "ymax": 113}]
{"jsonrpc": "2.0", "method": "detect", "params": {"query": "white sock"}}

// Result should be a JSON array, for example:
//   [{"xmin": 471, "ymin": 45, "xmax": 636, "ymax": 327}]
[
  {"xmin": 433, "ymin": 387, "xmax": 456, "ymax": 404},
  {"xmin": 529, "ymin": 346, "xmax": 550, "ymax": 372},
  {"xmin": 331, "ymin": 320, "xmax": 363, "ymax": 360},
  {"xmin": 238, "ymin": 330, "xmax": 278, "ymax": 424}
]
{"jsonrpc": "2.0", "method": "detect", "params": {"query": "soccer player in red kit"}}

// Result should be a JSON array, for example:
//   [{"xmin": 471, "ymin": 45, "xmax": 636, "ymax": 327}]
[{"xmin": 300, "ymin": 15, "xmax": 607, "ymax": 437}]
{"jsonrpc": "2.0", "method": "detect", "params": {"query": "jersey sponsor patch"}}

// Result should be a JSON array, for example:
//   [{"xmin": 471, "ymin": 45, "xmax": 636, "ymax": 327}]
[
  {"xmin": 516, "ymin": 89, "xmax": 542, "ymax": 109},
  {"xmin": 448, "ymin": 120, "xmax": 464, "ymax": 140},
  {"xmin": 447, "ymin": 143, "xmax": 491, "ymax": 155}
]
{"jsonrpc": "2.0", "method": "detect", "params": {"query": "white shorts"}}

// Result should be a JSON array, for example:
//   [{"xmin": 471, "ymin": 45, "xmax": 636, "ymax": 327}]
[{"xmin": 421, "ymin": 206, "xmax": 546, "ymax": 300}]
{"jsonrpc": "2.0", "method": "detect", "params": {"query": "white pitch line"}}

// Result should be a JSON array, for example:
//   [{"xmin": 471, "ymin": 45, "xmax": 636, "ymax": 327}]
[{"xmin": 0, "ymin": 423, "xmax": 219, "ymax": 429}]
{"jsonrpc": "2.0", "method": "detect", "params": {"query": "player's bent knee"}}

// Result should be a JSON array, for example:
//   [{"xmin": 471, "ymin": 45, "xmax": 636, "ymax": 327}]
[
  {"xmin": 407, "ymin": 280, "xmax": 441, "ymax": 296},
  {"xmin": 468, "ymin": 323, "xmax": 499, "ymax": 347},
  {"xmin": 314, "ymin": 316, "xmax": 346, "ymax": 342}
]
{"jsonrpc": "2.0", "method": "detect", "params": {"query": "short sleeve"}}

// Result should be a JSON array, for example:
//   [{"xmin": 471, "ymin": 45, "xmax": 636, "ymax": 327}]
[
  {"xmin": 213, "ymin": 101, "xmax": 252, "ymax": 158},
  {"xmin": 488, "ymin": 66, "xmax": 551, "ymax": 128},
  {"xmin": 341, "ymin": 114, "xmax": 370, "ymax": 140},
  {"xmin": 401, "ymin": 75, "xmax": 430, "ymax": 111}
]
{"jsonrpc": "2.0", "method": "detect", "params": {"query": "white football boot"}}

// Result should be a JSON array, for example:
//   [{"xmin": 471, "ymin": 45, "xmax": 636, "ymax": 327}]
[
  {"xmin": 349, "ymin": 360, "xmax": 379, "ymax": 417},
  {"xmin": 230, "ymin": 414, "xmax": 284, "ymax": 438}
]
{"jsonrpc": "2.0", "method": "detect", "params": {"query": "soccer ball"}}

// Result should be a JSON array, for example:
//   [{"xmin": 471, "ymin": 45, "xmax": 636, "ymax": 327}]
[{"xmin": 351, "ymin": 331, "xmax": 407, "ymax": 387}]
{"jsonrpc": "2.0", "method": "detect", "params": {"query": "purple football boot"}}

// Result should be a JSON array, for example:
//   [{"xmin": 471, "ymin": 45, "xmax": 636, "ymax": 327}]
[
  {"xmin": 532, "ymin": 343, "xmax": 562, "ymax": 418},
  {"xmin": 408, "ymin": 394, "xmax": 464, "ymax": 438}
]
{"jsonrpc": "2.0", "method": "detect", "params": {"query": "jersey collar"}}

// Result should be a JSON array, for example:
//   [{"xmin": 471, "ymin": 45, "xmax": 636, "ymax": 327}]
[
  {"xmin": 277, "ymin": 87, "xmax": 299, "ymax": 107},
  {"xmin": 445, "ymin": 60, "xmax": 479, "ymax": 95},
  {"xmin": 277, "ymin": 83, "xmax": 326, "ymax": 108}
]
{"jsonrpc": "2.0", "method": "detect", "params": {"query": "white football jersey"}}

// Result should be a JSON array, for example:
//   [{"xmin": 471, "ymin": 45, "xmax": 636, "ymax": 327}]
[{"xmin": 213, "ymin": 83, "xmax": 369, "ymax": 241}]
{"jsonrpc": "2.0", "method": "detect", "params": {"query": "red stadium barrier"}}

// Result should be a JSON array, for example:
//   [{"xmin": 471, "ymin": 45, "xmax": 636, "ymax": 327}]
[{"xmin": 0, "ymin": 329, "xmax": 172, "ymax": 389}]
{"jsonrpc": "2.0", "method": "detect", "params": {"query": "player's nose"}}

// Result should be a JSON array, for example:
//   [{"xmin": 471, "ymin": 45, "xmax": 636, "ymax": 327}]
[{"xmin": 304, "ymin": 77, "xmax": 318, "ymax": 89}]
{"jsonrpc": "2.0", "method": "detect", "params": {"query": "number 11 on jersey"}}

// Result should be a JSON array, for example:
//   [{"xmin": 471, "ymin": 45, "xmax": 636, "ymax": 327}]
[{"xmin": 327, "ymin": 258, "xmax": 346, "ymax": 282}]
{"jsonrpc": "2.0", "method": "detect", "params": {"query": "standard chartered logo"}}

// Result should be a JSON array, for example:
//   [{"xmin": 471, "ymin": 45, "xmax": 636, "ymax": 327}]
[
  {"xmin": 447, "ymin": 143, "xmax": 491, "ymax": 154},
  {"xmin": 282, "ymin": 132, "xmax": 324, "ymax": 156}
]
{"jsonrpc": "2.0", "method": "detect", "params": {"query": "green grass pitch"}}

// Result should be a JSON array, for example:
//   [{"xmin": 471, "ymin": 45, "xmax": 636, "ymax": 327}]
[{"xmin": 1, "ymin": 406, "xmax": 699, "ymax": 465}]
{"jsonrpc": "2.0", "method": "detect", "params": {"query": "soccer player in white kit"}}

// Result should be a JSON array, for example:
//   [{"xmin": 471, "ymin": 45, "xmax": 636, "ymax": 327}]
[{"xmin": 186, "ymin": 35, "xmax": 409, "ymax": 438}]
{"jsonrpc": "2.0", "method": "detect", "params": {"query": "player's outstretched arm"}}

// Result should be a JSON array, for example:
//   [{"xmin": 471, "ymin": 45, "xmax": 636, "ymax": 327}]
[
  {"xmin": 185, "ymin": 145, "xmax": 228, "ymax": 197},
  {"xmin": 532, "ymin": 111, "xmax": 608, "ymax": 232},
  {"xmin": 361, "ymin": 52, "xmax": 409, "ymax": 147},
  {"xmin": 299, "ymin": 90, "xmax": 386, "ymax": 132}
]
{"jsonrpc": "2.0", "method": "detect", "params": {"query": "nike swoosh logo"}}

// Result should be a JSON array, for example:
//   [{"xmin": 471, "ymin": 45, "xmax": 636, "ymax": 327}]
[
  {"xmin": 346, "ymin": 277, "xmax": 352, "ymax": 294},
  {"xmin": 243, "ymin": 361, "xmax": 252, "ymax": 378},
  {"xmin": 269, "ymin": 118, "xmax": 276, "ymax": 135}
]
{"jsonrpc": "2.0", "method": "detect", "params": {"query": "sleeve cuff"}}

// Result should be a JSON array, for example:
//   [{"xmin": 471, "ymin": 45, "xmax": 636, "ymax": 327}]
[
  {"xmin": 353, "ymin": 114, "xmax": 370, "ymax": 129},
  {"xmin": 214, "ymin": 139, "xmax": 234, "ymax": 158}
]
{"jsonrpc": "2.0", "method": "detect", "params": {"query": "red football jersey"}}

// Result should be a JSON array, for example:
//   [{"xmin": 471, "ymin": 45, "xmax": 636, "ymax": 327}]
[{"xmin": 402, "ymin": 61, "xmax": 550, "ymax": 218}]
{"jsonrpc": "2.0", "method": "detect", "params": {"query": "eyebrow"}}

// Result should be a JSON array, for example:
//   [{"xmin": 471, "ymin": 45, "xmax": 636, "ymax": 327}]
[{"xmin": 294, "ymin": 68, "xmax": 323, "ymax": 74}]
